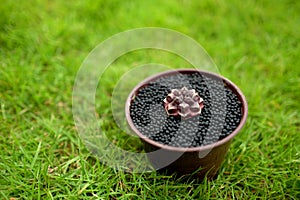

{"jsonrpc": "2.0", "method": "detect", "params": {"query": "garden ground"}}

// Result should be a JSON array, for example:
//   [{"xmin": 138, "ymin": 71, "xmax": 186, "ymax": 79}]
[{"xmin": 0, "ymin": 0, "xmax": 299, "ymax": 199}]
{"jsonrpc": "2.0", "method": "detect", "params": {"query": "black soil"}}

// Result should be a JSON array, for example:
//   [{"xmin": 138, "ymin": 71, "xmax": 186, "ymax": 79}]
[{"xmin": 129, "ymin": 72, "xmax": 242, "ymax": 148}]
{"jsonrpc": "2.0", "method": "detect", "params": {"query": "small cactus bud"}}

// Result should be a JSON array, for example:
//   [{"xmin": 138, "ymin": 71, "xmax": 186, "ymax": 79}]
[{"xmin": 163, "ymin": 87, "xmax": 204, "ymax": 119}]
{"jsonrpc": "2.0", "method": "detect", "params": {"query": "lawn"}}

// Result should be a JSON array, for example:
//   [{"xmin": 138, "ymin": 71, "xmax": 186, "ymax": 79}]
[{"xmin": 0, "ymin": 0, "xmax": 299, "ymax": 199}]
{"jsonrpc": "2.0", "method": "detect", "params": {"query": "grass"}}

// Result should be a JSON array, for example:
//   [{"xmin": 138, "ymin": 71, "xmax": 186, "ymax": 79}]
[{"xmin": 0, "ymin": 0, "xmax": 299, "ymax": 199}]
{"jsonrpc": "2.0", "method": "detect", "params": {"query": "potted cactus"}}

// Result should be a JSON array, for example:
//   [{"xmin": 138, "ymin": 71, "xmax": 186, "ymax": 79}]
[{"xmin": 125, "ymin": 69, "xmax": 248, "ymax": 179}]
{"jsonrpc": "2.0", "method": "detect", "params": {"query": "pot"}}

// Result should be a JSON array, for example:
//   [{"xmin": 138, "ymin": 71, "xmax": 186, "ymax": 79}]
[{"xmin": 125, "ymin": 69, "xmax": 248, "ymax": 179}]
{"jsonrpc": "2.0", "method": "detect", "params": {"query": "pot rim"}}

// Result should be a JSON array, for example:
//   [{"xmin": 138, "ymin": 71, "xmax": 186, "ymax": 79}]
[{"xmin": 125, "ymin": 68, "xmax": 248, "ymax": 152}]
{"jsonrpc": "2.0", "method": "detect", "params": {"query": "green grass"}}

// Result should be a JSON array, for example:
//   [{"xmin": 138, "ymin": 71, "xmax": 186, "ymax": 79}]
[{"xmin": 1, "ymin": 0, "xmax": 299, "ymax": 199}]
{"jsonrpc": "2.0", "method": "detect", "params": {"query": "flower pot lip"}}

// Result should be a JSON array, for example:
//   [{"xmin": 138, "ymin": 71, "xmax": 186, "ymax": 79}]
[{"xmin": 125, "ymin": 68, "xmax": 248, "ymax": 152}]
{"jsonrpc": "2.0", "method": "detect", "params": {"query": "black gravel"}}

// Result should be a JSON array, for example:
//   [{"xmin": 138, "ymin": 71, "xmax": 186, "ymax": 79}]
[{"xmin": 129, "ymin": 72, "xmax": 243, "ymax": 148}]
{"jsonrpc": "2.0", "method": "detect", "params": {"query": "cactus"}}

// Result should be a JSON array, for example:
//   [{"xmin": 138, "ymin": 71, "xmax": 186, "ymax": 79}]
[{"xmin": 163, "ymin": 87, "xmax": 204, "ymax": 119}]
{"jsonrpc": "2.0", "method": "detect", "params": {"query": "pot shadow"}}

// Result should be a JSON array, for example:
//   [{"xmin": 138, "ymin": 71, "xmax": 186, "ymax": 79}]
[{"xmin": 155, "ymin": 167, "xmax": 219, "ymax": 184}]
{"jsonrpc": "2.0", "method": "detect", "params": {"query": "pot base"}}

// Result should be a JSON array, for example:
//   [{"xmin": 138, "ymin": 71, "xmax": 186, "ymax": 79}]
[{"xmin": 144, "ymin": 140, "xmax": 231, "ymax": 180}]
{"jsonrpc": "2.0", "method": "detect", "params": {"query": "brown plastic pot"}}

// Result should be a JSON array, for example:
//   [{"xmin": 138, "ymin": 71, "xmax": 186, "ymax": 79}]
[{"xmin": 125, "ymin": 69, "xmax": 248, "ymax": 179}]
